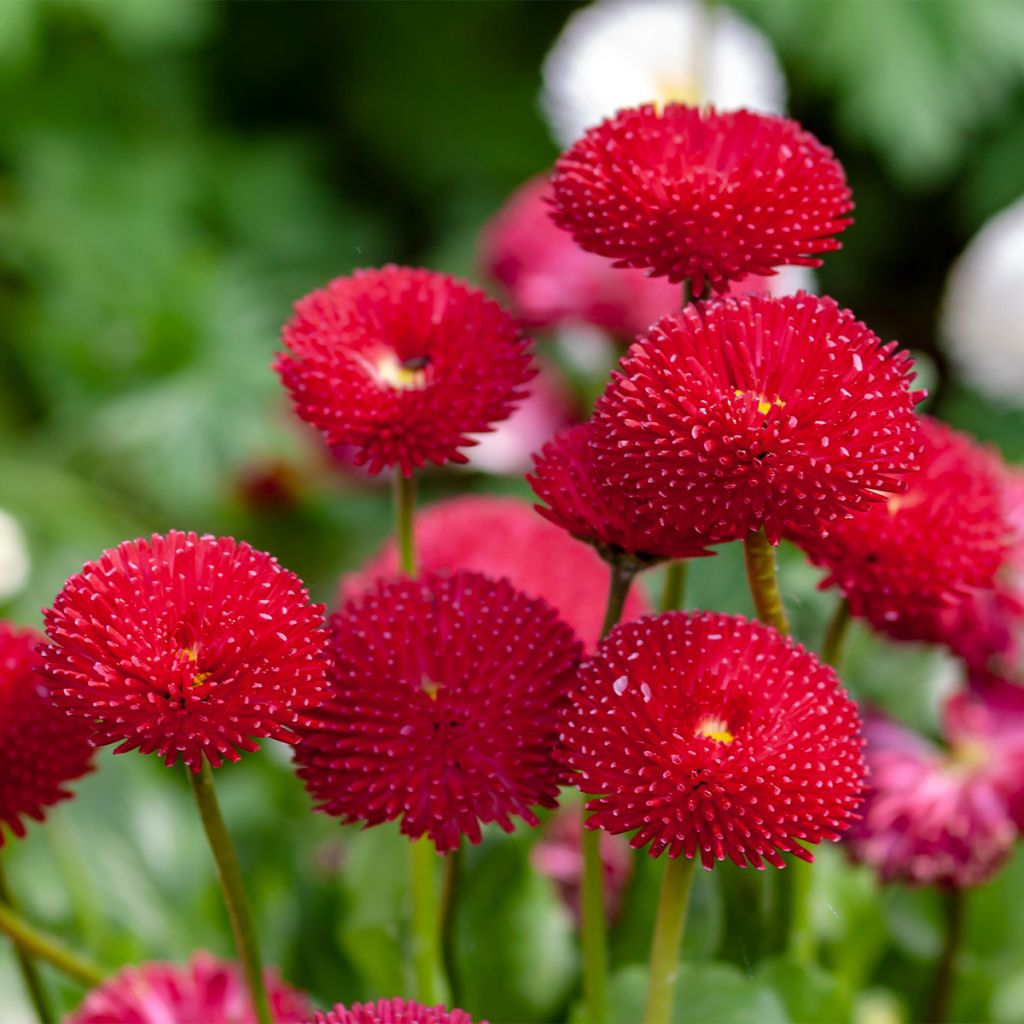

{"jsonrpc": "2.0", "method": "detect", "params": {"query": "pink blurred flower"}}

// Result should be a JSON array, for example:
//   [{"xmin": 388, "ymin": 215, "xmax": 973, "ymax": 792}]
[
  {"xmin": 846, "ymin": 701, "xmax": 1022, "ymax": 888},
  {"xmin": 531, "ymin": 804, "xmax": 633, "ymax": 924}
]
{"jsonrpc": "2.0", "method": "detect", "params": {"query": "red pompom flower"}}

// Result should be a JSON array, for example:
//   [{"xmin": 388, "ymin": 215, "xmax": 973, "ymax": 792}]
[
  {"xmin": 39, "ymin": 531, "xmax": 328, "ymax": 772},
  {"xmin": 0, "ymin": 623, "xmax": 94, "ymax": 845},
  {"xmin": 549, "ymin": 104, "xmax": 852, "ymax": 294},
  {"xmin": 529, "ymin": 421, "xmax": 714, "ymax": 563},
  {"xmin": 340, "ymin": 494, "xmax": 649, "ymax": 649},
  {"xmin": 296, "ymin": 571, "xmax": 582, "ymax": 852},
  {"xmin": 68, "ymin": 951, "xmax": 311, "ymax": 1024},
  {"xmin": 275, "ymin": 265, "xmax": 534, "ymax": 475},
  {"xmin": 311, "ymin": 999, "xmax": 480, "ymax": 1024},
  {"xmin": 561, "ymin": 611, "xmax": 865, "ymax": 868},
  {"xmin": 798, "ymin": 418, "xmax": 1010, "ymax": 643},
  {"xmin": 593, "ymin": 292, "xmax": 923, "ymax": 546}
]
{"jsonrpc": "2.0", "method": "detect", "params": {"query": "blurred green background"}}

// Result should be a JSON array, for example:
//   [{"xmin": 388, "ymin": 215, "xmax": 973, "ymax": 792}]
[{"xmin": 2, "ymin": 2, "xmax": 1024, "ymax": 1021}]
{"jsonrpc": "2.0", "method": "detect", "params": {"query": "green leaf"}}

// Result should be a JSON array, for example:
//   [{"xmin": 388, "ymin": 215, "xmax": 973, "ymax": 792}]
[
  {"xmin": 454, "ymin": 835, "xmax": 577, "ymax": 1023},
  {"xmin": 757, "ymin": 958, "xmax": 853, "ymax": 1024}
]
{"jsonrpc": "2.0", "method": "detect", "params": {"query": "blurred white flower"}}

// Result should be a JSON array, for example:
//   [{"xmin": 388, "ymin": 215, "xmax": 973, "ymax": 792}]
[
  {"xmin": 541, "ymin": 0, "xmax": 787, "ymax": 147},
  {"xmin": 0, "ymin": 509, "xmax": 29, "ymax": 602},
  {"xmin": 942, "ymin": 197, "xmax": 1024, "ymax": 405}
]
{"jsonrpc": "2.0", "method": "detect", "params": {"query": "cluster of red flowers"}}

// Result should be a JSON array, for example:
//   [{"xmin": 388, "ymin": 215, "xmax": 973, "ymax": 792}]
[{"xmin": 9, "ymin": 86, "xmax": 1024, "ymax": 1024}]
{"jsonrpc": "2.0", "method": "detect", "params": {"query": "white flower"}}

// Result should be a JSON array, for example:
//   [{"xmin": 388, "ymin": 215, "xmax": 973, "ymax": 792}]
[
  {"xmin": 541, "ymin": 0, "xmax": 787, "ymax": 147},
  {"xmin": 942, "ymin": 197, "xmax": 1024, "ymax": 405},
  {"xmin": 0, "ymin": 509, "xmax": 29, "ymax": 603}
]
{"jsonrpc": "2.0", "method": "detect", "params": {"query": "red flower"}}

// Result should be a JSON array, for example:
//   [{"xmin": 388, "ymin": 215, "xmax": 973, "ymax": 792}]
[
  {"xmin": 529, "ymin": 421, "xmax": 714, "ymax": 562},
  {"xmin": 39, "ymin": 531, "xmax": 328, "ymax": 772},
  {"xmin": 549, "ymin": 104, "xmax": 852, "ymax": 294},
  {"xmin": 0, "ymin": 623, "xmax": 94, "ymax": 845},
  {"xmin": 593, "ymin": 293, "xmax": 923, "ymax": 546},
  {"xmin": 798, "ymin": 418, "xmax": 1010, "ymax": 643},
  {"xmin": 275, "ymin": 266, "xmax": 534, "ymax": 475},
  {"xmin": 295, "ymin": 571, "xmax": 582, "ymax": 852},
  {"xmin": 845, "ymin": 703, "xmax": 1021, "ymax": 888},
  {"xmin": 561, "ymin": 611, "xmax": 865, "ymax": 868},
  {"xmin": 311, "ymin": 999, "xmax": 480, "ymax": 1024},
  {"xmin": 68, "ymin": 951, "xmax": 311, "ymax": 1024},
  {"xmin": 339, "ymin": 495, "xmax": 649, "ymax": 649},
  {"xmin": 482, "ymin": 175, "xmax": 680, "ymax": 338}
]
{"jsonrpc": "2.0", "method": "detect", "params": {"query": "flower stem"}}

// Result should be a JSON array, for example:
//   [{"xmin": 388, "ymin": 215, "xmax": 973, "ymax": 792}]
[
  {"xmin": 742, "ymin": 528, "xmax": 789, "ymax": 634},
  {"xmin": 394, "ymin": 472, "xmax": 417, "ymax": 576},
  {"xmin": 0, "ymin": 858, "xmax": 55, "ymax": 1021},
  {"xmin": 411, "ymin": 836, "xmax": 448, "ymax": 1005},
  {"xmin": 644, "ymin": 855, "xmax": 699, "ymax": 1024},
  {"xmin": 0, "ymin": 890, "xmax": 103, "ymax": 990},
  {"xmin": 659, "ymin": 561, "xmax": 687, "ymax": 613},
  {"xmin": 926, "ymin": 887, "xmax": 964, "ymax": 1024},
  {"xmin": 821, "ymin": 599, "xmax": 851, "ymax": 669},
  {"xmin": 582, "ymin": 555, "xmax": 641, "ymax": 1024},
  {"xmin": 440, "ymin": 843, "xmax": 462, "ymax": 1005},
  {"xmin": 187, "ymin": 762, "xmax": 272, "ymax": 1024}
]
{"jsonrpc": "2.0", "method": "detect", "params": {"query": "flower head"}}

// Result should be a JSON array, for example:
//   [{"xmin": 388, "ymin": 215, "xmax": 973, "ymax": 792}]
[
  {"xmin": 68, "ymin": 952, "xmax": 311, "ymax": 1024},
  {"xmin": 798, "ymin": 418, "xmax": 1010, "ymax": 643},
  {"xmin": 311, "ymin": 999, "xmax": 480, "ymax": 1024},
  {"xmin": 296, "ymin": 571, "xmax": 582, "ymax": 852},
  {"xmin": 561, "ymin": 611, "xmax": 865, "ymax": 868},
  {"xmin": 275, "ymin": 266, "xmax": 533, "ymax": 475},
  {"xmin": 549, "ymin": 104, "xmax": 852, "ymax": 293},
  {"xmin": 846, "ymin": 705, "xmax": 1019, "ymax": 888},
  {"xmin": 529, "ymin": 421, "xmax": 713, "ymax": 562},
  {"xmin": 942, "ymin": 196, "xmax": 1024, "ymax": 406},
  {"xmin": 340, "ymin": 495, "xmax": 649, "ymax": 649},
  {"xmin": 0, "ymin": 623, "xmax": 94, "ymax": 845},
  {"xmin": 542, "ymin": 0, "xmax": 786, "ymax": 148},
  {"xmin": 39, "ymin": 531, "xmax": 328, "ymax": 771},
  {"xmin": 593, "ymin": 292, "xmax": 923, "ymax": 546}
]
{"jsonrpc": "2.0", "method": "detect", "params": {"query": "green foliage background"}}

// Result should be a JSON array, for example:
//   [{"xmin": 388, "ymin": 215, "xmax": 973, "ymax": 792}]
[{"xmin": 1, "ymin": 2, "xmax": 1023, "ymax": 1021}]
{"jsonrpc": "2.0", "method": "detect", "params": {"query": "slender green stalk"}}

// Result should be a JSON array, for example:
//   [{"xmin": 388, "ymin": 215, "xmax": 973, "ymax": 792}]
[
  {"xmin": 187, "ymin": 763, "xmax": 272, "ymax": 1024},
  {"xmin": 821, "ymin": 599, "xmax": 851, "ymax": 669},
  {"xmin": 581, "ymin": 555, "xmax": 641, "ymax": 1024},
  {"xmin": 742, "ymin": 528, "xmax": 790, "ymax": 634},
  {"xmin": 394, "ymin": 472, "xmax": 417, "ymax": 576},
  {"xmin": 787, "ymin": 852, "xmax": 815, "ymax": 965},
  {"xmin": 0, "ymin": 859, "xmax": 54, "ymax": 1021},
  {"xmin": 411, "ymin": 837, "xmax": 448, "ymax": 1005},
  {"xmin": 644, "ymin": 855, "xmax": 699, "ymax": 1024},
  {"xmin": 0, "ymin": 895, "xmax": 103, "ymax": 988},
  {"xmin": 926, "ymin": 888, "xmax": 964, "ymax": 1024},
  {"xmin": 659, "ymin": 561, "xmax": 687, "ymax": 614},
  {"xmin": 440, "ymin": 844, "xmax": 462, "ymax": 1005}
]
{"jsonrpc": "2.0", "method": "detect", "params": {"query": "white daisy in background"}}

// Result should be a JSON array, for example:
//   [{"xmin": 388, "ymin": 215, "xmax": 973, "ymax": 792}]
[
  {"xmin": 541, "ymin": 0, "xmax": 787, "ymax": 147},
  {"xmin": 0, "ymin": 508, "xmax": 29, "ymax": 602},
  {"xmin": 942, "ymin": 197, "xmax": 1024, "ymax": 406}
]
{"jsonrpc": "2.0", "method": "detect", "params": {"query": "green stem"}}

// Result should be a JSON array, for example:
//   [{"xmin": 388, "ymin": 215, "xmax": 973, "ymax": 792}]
[
  {"xmin": 644, "ymin": 855, "xmax": 699, "ymax": 1024},
  {"xmin": 0, "ymin": 894, "xmax": 103, "ymax": 989},
  {"xmin": 925, "ymin": 888, "xmax": 964, "ymax": 1024},
  {"xmin": 787, "ymin": 852, "xmax": 815, "ymax": 965},
  {"xmin": 658, "ymin": 561, "xmax": 687, "ymax": 614},
  {"xmin": 187, "ymin": 763, "xmax": 272, "ymax": 1024},
  {"xmin": 0, "ymin": 859, "xmax": 54, "ymax": 1021},
  {"xmin": 440, "ymin": 844, "xmax": 461, "ymax": 1006},
  {"xmin": 394, "ymin": 472, "xmax": 417, "ymax": 576},
  {"xmin": 821, "ymin": 599, "xmax": 851, "ymax": 669},
  {"xmin": 742, "ymin": 528, "xmax": 789, "ymax": 634},
  {"xmin": 411, "ymin": 837, "xmax": 448, "ymax": 1005},
  {"xmin": 581, "ymin": 556, "xmax": 641, "ymax": 1024}
]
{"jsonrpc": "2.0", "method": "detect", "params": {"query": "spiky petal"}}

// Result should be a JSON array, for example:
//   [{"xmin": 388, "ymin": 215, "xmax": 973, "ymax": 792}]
[
  {"xmin": 311, "ymin": 999, "xmax": 480, "ymax": 1024},
  {"xmin": 549, "ymin": 103, "xmax": 852, "ymax": 293},
  {"xmin": 275, "ymin": 265, "xmax": 534, "ymax": 475},
  {"xmin": 296, "ymin": 571, "xmax": 582, "ymax": 852},
  {"xmin": 0, "ymin": 623, "xmax": 94, "ymax": 845},
  {"xmin": 39, "ymin": 531, "xmax": 329, "ymax": 772},
  {"xmin": 593, "ymin": 292, "xmax": 923, "ymax": 546},
  {"xmin": 561, "ymin": 611, "xmax": 865, "ymax": 869}
]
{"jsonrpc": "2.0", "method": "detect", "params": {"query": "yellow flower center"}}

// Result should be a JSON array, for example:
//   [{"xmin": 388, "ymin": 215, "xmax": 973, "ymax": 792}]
[
  {"xmin": 696, "ymin": 716, "xmax": 735, "ymax": 744},
  {"xmin": 735, "ymin": 389, "xmax": 786, "ymax": 416},
  {"xmin": 376, "ymin": 353, "xmax": 430, "ymax": 391},
  {"xmin": 421, "ymin": 678, "xmax": 442, "ymax": 701}
]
